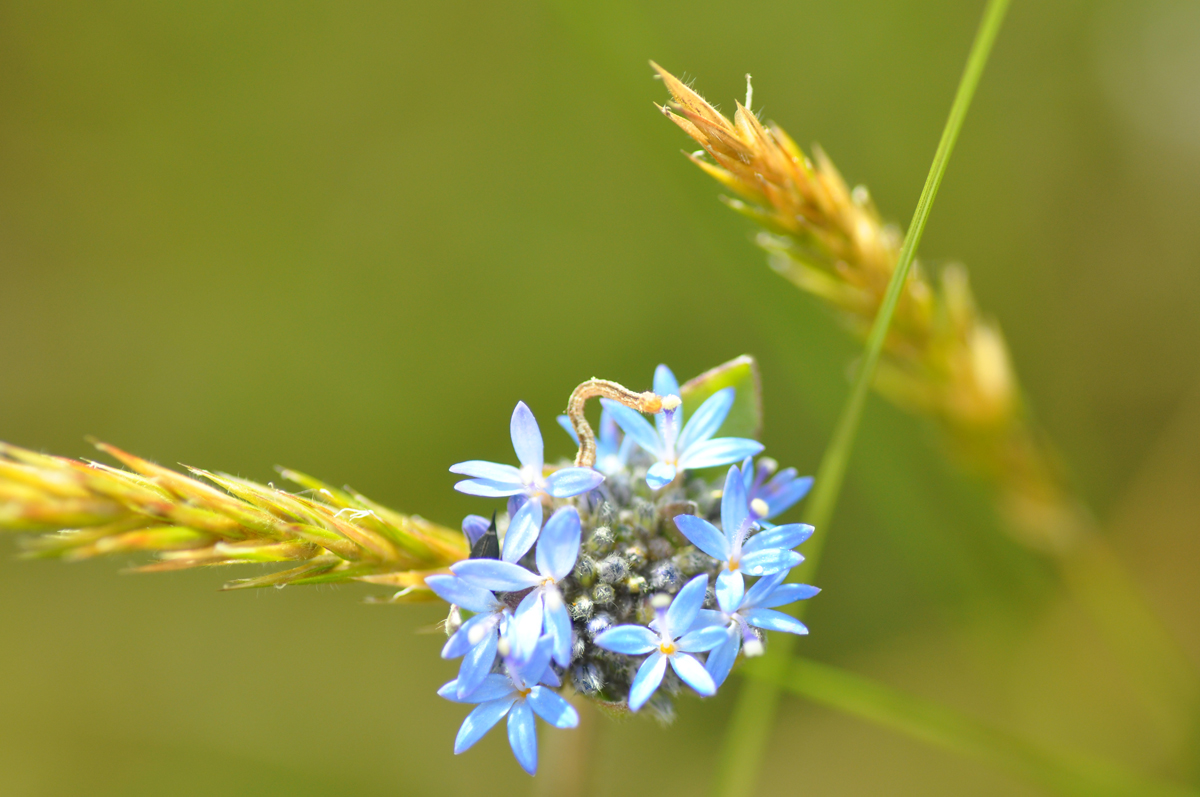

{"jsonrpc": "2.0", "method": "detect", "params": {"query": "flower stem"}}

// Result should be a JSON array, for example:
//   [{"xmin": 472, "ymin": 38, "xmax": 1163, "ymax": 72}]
[{"xmin": 709, "ymin": 1, "xmax": 1011, "ymax": 794}]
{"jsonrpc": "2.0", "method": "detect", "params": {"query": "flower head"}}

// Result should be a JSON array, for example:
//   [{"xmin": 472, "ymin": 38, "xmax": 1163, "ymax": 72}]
[
  {"xmin": 451, "ymin": 506, "xmax": 581, "ymax": 667},
  {"xmin": 592, "ymin": 574, "xmax": 729, "ymax": 711},
  {"xmin": 438, "ymin": 635, "xmax": 578, "ymax": 775},
  {"xmin": 602, "ymin": 365, "xmax": 763, "ymax": 489},
  {"xmin": 741, "ymin": 456, "xmax": 813, "ymax": 524},
  {"xmin": 451, "ymin": 402, "xmax": 604, "ymax": 562},
  {"xmin": 698, "ymin": 570, "xmax": 819, "ymax": 687},
  {"xmin": 673, "ymin": 465, "xmax": 812, "ymax": 607}
]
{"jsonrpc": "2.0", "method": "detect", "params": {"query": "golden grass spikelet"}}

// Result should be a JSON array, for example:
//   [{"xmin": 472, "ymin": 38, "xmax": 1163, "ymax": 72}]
[
  {"xmin": 0, "ymin": 440, "xmax": 465, "ymax": 599},
  {"xmin": 653, "ymin": 62, "xmax": 1089, "ymax": 552}
]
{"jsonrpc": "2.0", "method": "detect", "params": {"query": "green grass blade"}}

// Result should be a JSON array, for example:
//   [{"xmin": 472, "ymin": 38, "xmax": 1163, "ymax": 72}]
[{"xmin": 710, "ymin": 1, "xmax": 1011, "ymax": 795}]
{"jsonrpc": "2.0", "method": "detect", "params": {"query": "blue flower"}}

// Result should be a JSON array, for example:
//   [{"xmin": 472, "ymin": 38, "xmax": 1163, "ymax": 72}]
[
  {"xmin": 592, "ymin": 574, "xmax": 729, "ymax": 711},
  {"xmin": 451, "ymin": 506, "xmax": 581, "ymax": 668},
  {"xmin": 557, "ymin": 408, "xmax": 633, "ymax": 476},
  {"xmin": 698, "ymin": 570, "xmax": 820, "ymax": 687},
  {"xmin": 451, "ymin": 401, "xmax": 604, "ymax": 562},
  {"xmin": 741, "ymin": 457, "xmax": 813, "ymax": 524},
  {"xmin": 601, "ymin": 365, "xmax": 763, "ymax": 490},
  {"xmin": 673, "ymin": 465, "xmax": 812, "ymax": 608},
  {"xmin": 461, "ymin": 514, "xmax": 489, "ymax": 547},
  {"xmin": 439, "ymin": 635, "xmax": 578, "ymax": 776},
  {"xmin": 426, "ymin": 573, "xmax": 512, "ymax": 699}
]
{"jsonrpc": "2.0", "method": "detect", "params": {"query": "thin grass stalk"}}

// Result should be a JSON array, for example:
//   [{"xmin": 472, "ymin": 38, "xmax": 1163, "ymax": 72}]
[
  {"xmin": 752, "ymin": 657, "xmax": 1198, "ymax": 797},
  {"xmin": 707, "ymin": 2, "xmax": 1010, "ymax": 793}
]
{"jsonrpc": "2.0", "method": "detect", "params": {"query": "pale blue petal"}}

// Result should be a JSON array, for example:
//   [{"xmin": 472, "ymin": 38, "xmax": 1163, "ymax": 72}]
[
  {"xmin": 592, "ymin": 625, "xmax": 657, "ymax": 655},
  {"xmin": 502, "ymin": 499, "xmax": 542, "ymax": 564},
  {"xmin": 454, "ymin": 698, "xmax": 515, "ymax": 754},
  {"xmin": 755, "ymin": 583, "xmax": 821, "ymax": 609},
  {"xmin": 744, "ymin": 608, "xmax": 809, "ymax": 635},
  {"xmin": 665, "ymin": 574, "xmax": 708, "ymax": 638},
  {"xmin": 510, "ymin": 401, "xmax": 544, "ymax": 473},
  {"xmin": 449, "ymin": 460, "xmax": 523, "ymax": 483},
  {"xmin": 670, "ymin": 652, "xmax": 717, "ymax": 696},
  {"xmin": 425, "ymin": 574, "xmax": 497, "ymax": 614},
  {"xmin": 743, "ymin": 523, "xmax": 814, "ymax": 554},
  {"xmin": 462, "ymin": 514, "xmax": 490, "ymax": 546},
  {"xmin": 540, "ymin": 668, "xmax": 562, "ymax": 688},
  {"xmin": 528, "ymin": 686, "xmax": 579, "ymax": 729},
  {"xmin": 740, "ymin": 549, "xmax": 803, "ymax": 576},
  {"xmin": 452, "ymin": 559, "xmax": 541, "ymax": 591},
  {"xmin": 742, "ymin": 570, "xmax": 789, "ymax": 609},
  {"xmin": 676, "ymin": 625, "xmax": 731, "ymax": 653},
  {"xmin": 677, "ymin": 387, "xmax": 734, "ymax": 452},
  {"xmin": 672, "ymin": 514, "xmax": 730, "ymax": 561},
  {"xmin": 545, "ymin": 596, "xmax": 574, "ymax": 667},
  {"xmin": 507, "ymin": 701, "xmax": 538, "ymax": 775},
  {"xmin": 456, "ymin": 631, "xmax": 499, "ymax": 698},
  {"xmin": 764, "ymin": 474, "xmax": 813, "ymax": 518},
  {"xmin": 693, "ymin": 609, "xmax": 729, "ymax": 628},
  {"xmin": 680, "ymin": 438, "xmax": 765, "ymax": 470},
  {"xmin": 645, "ymin": 461, "xmax": 677, "ymax": 490},
  {"xmin": 556, "ymin": 415, "xmax": 580, "ymax": 445},
  {"xmin": 536, "ymin": 507, "xmax": 580, "ymax": 581},
  {"xmin": 442, "ymin": 614, "xmax": 497, "ymax": 658},
  {"xmin": 653, "ymin": 364, "xmax": 683, "ymax": 437},
  {"xmin": 439, "ymin": 673, "xmax": 513, "ymax": 704},
  {"xmin": 741, "ymin": 457, "xmax": 755, "ymax": 492},
  {"xmin": 544, "ymin": 467, "xmax": 605, "ymax": 498},
  {"xmin": 628, "ymin": 651, "xmax": 668, "ymax": 712},
  {"xmin": 705, "ymin": 630, "xmax": 741, "ymax": 688},
  {"xmin": 600, "ymin": 398, "xmax": 661, "ymax": 455},
  {"xmin": 514, "ymin": 632, "xmax": 555, "ymax": 686},
  {"xmin": 597, "ymin": 409, "xmax": 620, "ymax": 459},
  {"xmin": 454, "ymin": 478, "xmax": 526, "ymax": 498},
  {"xmin": 511, "ymin": 591, "xmax": 545, "ymax": 663},
  {"xmin": 715, "ymin": 568, "xmax": 745, "ymax": 613},
  {"xmin": 721, "ymin": 466, "xmax": 749, "ymax": 539}
]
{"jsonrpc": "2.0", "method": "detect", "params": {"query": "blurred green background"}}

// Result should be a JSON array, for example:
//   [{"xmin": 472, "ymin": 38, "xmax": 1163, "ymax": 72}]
[{"xmin": 2, "ymin": 0, "xmax": 1199, "ymax": 794}]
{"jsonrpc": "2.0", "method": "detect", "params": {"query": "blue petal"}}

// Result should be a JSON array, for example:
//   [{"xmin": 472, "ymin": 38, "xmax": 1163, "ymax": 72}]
[
  {"xmin": 740, "ymin": 549, "xmax": 804, "ymax": 576},
  {"xmin": 743, "ymin": 523, "xmax": 814, "ymax": 554},
  {"xmin": 556, "ymin": 415, "xmax": 580, "ymax": 445},
  {"xmin": 425, "ymin": 574, "xmax": 497, "ymax": 615},
  {"xmin": 715, "ymin": 568, "xmax": 745, "ymax": 612},
  {"xmin": 511, "ymin": 591, "xmax": 545, "ymax": 663},
  {"xmin": 704, "ymin": 630, "xmax": 741, "ymax": 688},
  {"xmin": 454, "ymin": 478, "xmax": 527, "ymax": 498},
  {"xmin": 645, "ymin": 461, "xmax": 676, "ymax": 490},
  {"xmin": 653, "ymin": 364, "xmax": 683, "ymax": 436},
  {"xmin": 510, "ymin": 402, "xmax": 544, "ymax": 473},
  {"xmin": 672, "ymin": 515, "xmax": 730, "ymax": 561},
  {"xmin": 741, "ymin": 457, "xmax": 756, "ymax": 492},
  {"xmin": 597, "ymin": 409, "xmax": 620, "ymax": 458},
  {"xmin": 452, "ymin": 559, "xmax": 542, "ymax": 592},
  {"xmin": 449, "ymin": 460, "xmax": 523, "ymax": 483},
  {"xmin": 600, "ymin": 398, "xmax": 661, "ymax": 455},
  {"xmin": 456, "ymin": 631, "xmax": 500, "ymax": 698},
  {"xmin": 439, "ymin": 673, "xmax": 513, "ymax": 704},
  {"xmin": 764, "ymin": 474, "xmax": 813, "ymax": 518},
  {"xmin": 593, "ymin": 625, "xmax": 657, "ymax": 655},
  {"xmin": 462, "ymin": 514, "xmax": 490, "ymax": 546},
  {"xmin": 692, "ymin": 609, "xmax": 729, "ymax": 628},
  {"xmin": 442, "ymin": 613, "xmax": 497, "ymax": 658},
  {"xmin": 677, "ymin": 387, "xmax": 734, "ymax": 453},
  {"xmin": 755, "ymin": 583, "xmax": 821, "ymax": 609},
  {"xmin": 544, "ymin": 467, "xmax": 605, "ymax": 498},
  {"xmin": 535, "ymin": 507, "xmax": 580, "ymax": 581},
  {"xmin": 742, "ymin": 570, "xmax": 789, "ymax": 609},
  {"xmin": 665, "ymin": 574, "xmax": 708, "ymax": 638},
  {"xmin": 514, "ymin": 632, "xmax": 556, "ymax": 686},
  {"xmin": 628, "ymin": 651, "xmax": 667, "ymax": 712},
  {"xmin": 680, "ymin": 437, "xmax": 765, "ymax": 471},
  {"xmin": 544, "ymin": 595, "xmax": 574, "ymax": 667},
  {"xmin": 506, "ymin": 701, "xmax": 538, "ymax": 775},
  {"xmin": 528, "ymin": 686, "xmax": 579, "ymax": 728},
  {"xmin": 744, "ymin": 608, "xmax": 809, "ymax": 635},
  {"xmin": 676, "ymin": 624, "xmax": 731, "ymax": 653},
  {"xmin": 721, "ymin": 466, "xmax": 749, "ymax": 540},
  {"xmin": 502, "ymin": 498, "xmax": 543, "ymax": 563},
  {"xmin": 669, "ymin": 652, "xmax": 717, "ymax": 696},
  {"xmin": 454, "ymin": 698, "xmax": 515, "ymax": 753}
]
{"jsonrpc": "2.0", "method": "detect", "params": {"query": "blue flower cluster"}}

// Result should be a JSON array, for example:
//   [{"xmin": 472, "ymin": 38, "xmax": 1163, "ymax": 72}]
[{"xmin": 428, "ymin": 365, "xmax": 819, "ymax": 775}]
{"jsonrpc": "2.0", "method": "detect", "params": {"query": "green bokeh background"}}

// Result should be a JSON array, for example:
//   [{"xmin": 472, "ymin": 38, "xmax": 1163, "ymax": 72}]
[{"xmin": 2, "ymin": 1, "xmax": 1199, "ymax": 794}]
